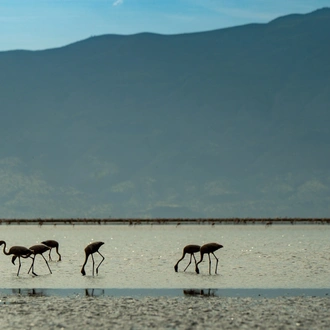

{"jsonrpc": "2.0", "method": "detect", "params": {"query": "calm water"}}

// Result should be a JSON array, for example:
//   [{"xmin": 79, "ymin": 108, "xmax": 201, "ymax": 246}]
[{"xmin": 0, "ymin": 224, "xmax": 329, "ymax": 289}]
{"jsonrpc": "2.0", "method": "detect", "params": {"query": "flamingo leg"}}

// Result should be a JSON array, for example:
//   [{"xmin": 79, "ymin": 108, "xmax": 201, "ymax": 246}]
[
  {"xmin": 184, "ymin": 254, "xmax": 193, "ymax": 272},
  {"xmin": 28, "ymin": 258, "xmax": 33, "ymax": 274},
  {"xmin": 208, "ymin": 253, "xmax": 212, "ymax": 275},
  {"xmin": 17, "ymin": 257, "xmax": 22, "ymax": 276},
  {"xmin": 28, "ymin": 255, "xmax": 38, "ymax": 276},
  {"xmin": 48, "ymin": 249, "xmax": 52, "ymax": 261},
  {"xmin": 195, "ymin": 253, "xmax": 204, "ymax": 274},
  {"xmin": 26, "ymin": 256, "xmax": 33, "ymax": 274},
  {"xmin": 96, "ymin": 251, "xmax": 105, "ymax": 275},
  {"xmin": 91, "ymin": 254, "xmax": 95, "ymax": 276},
  {"xmin": 192, "ymin": 253, "xmax": 197, "ymax": 267},
  {"xmin": 212, "ymin": 252, "xmax": 219, "ymax": 274},
  {"xmin": 41, "ymin": 254, "xmax": 52, "ymax": 274}
]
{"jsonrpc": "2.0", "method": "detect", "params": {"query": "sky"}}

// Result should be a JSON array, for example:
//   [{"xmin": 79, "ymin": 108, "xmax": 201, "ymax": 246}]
[{"xmin": 1, "ymin": 0, "xmax": 330, "ymax": 51}]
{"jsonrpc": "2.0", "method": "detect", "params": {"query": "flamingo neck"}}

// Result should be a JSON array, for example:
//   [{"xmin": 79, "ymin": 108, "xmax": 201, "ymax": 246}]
[
  {"xmin": 2, "ymin": 242, "xmax": 9, "ymax": 255},
  {"xmin": 56, "ymin": 247, "xmax": 62, "ymax": 258},
  {"xmin": 81, "ymin": 253, "xmax": 89, "ymax": 273}
]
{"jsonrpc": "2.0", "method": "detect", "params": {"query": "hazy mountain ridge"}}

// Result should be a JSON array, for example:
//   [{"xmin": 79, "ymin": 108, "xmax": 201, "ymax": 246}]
[{"xmin": 1, "ymin": 8, "xmax": 330, "ymax": 218}]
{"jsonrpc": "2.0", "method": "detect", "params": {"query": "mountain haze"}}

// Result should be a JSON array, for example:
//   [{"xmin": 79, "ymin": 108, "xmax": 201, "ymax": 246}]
[{"xmin": 1, "ymin": 8, "xmax": 330, "ymax": 218}]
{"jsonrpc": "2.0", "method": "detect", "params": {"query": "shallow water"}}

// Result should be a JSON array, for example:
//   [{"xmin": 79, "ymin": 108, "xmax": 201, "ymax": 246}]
[{"xmin": 0, "ymin": 224, "xmax": 329, "ymax": 289}]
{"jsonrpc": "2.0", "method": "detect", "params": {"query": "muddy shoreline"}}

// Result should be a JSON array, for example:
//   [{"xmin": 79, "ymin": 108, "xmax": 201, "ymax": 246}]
[{"xmin": 1, "ymin": 294, "xmax": 329, "ymax": 329}]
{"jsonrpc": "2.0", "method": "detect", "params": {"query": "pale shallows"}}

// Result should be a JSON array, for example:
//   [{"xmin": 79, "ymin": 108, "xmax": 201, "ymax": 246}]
[{"xmin": 0, "ymin": 225, "xmax": 328, "ymax": 289}]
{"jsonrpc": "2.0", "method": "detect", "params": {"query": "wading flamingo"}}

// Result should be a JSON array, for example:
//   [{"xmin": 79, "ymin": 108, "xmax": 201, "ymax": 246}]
[
  {"xmin": 41, "ymin": 240, "xmax": 62, "ymax": 261},
  {"xmin": 0, "ymin": 240, "xmax": 33, "ymax": 276},
  {"xmin": 28, "ymin": 244, "xmax": 52, "ymax": 276},
  {"xmin": 195, "ymin": 243, "xmax": 223, "ymax": 275},
  {"xmin": 81, "ymin": 241, "xmax": 105, "ymax": 276},
  {"xmin": 174, "ymin": 244, "xmax": 200, "ymax": 272}
]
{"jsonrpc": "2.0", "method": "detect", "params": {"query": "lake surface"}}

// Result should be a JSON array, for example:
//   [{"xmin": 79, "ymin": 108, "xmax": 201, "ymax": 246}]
[{"xmin": 0, "ymin": 224, "xmax": 329, "ymax": 290}]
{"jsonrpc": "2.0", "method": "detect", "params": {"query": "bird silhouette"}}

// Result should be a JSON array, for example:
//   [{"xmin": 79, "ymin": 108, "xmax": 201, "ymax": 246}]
[
  {"xmin": 174, "ymin": 244, "xmax": 200, "ymax": 272},
  {"xmin": 27, "ymin": 244, "xmax": 52, "ymax": 276},
  {"xmin": 41, "ymin": 240, "xmax": 62, "ymax": 261},
  {"xmin": 0, "ymin": 240, "xmax": 33, "ymax": 276},
  {"xmin": 195, "ymin": 242, "xmax": 223, "ymax": 275},
  {"xmin": 81, "ymin": 241, "xmax": 105, "ymax": 276}
]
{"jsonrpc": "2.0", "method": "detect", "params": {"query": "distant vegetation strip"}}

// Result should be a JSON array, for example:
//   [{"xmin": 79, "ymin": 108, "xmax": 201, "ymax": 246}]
[{"xmin": 0, "ymin": 218, "xmax": 329, "ymax": 225}]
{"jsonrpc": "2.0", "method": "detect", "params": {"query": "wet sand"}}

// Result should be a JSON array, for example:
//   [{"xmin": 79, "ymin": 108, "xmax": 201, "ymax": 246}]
[{"xmin": 0, "ymin": 294, "xmax": 329, "ymax": 329}]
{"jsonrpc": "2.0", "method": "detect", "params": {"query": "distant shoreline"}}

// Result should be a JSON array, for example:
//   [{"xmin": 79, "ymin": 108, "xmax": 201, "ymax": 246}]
[{"xmin": 0, "ymin": 218, "xmax": 329, "ymax": 225}]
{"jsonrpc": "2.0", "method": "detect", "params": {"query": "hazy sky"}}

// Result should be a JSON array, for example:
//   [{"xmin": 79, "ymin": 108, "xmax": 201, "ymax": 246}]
[{"xmin": 1, "ymin": 0, "xmax": 329, "ymax": 51}]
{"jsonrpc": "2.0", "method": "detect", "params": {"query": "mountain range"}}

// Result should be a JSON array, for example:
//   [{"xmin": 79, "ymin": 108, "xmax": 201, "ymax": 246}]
[{"xmin": 1, "ymin": 8, "xmax": 330, "ymax": 218}]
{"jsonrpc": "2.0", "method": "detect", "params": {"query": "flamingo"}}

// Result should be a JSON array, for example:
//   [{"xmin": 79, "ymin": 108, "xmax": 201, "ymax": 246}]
[
  {"xmin": 0, "ymin": 240, "xmax": 33, "ymax": 276},
  {"xmin": 174, "ymin": 244, "xmax": 200, "ymax": 272},
  {"xmin": 41, "ymin": 240, "xmax": 62, "ymax": 261},
  {"xmin": 28, "ymin": 244, "xmax": 52, "ymax": 276},
  {"xmin": 81, "ymin": 241, "xmax": 105, "ymax": 276},
  {"xmin": 195, "ymin": 242, "xmax": 223, "ymax": 275}
]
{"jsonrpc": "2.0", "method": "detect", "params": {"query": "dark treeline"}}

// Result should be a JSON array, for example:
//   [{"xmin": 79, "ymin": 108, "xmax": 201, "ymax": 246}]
[{"xmin": 0, "ymin": 218, "xmax": 330, "ymax": 225}]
